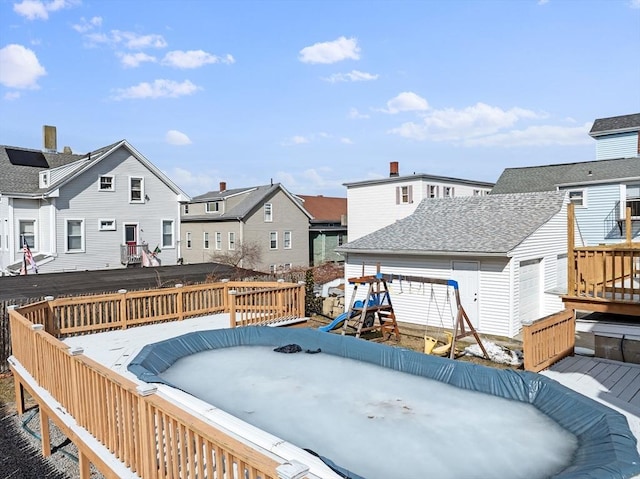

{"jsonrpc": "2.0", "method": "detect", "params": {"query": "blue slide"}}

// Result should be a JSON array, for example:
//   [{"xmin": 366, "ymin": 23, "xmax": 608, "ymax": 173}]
[{"xmin": 318, "ymin": 311, "xmax": 350, "ymax": 332}]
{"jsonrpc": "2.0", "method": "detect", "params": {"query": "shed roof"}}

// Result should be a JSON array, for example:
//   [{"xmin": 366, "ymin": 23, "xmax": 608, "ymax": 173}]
[
  {"xmin": 589, "ymin": 113, "xmax": 640, "ymax": 137},
  {"xmin": 337, "ymin": 191, "xmax": 566, "ymax": 256},
  {"xmin": 491, "ymin": 157, "xmax": 640, "ymax": 194}
]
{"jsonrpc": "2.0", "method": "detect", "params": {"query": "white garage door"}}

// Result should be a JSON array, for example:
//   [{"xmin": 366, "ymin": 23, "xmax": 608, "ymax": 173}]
[{"xmin": 519, "ymin": 258, "xmax": 541, "ymax": 323}]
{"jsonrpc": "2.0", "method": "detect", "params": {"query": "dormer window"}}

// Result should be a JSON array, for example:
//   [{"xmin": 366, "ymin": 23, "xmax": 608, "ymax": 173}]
[
  {"xmin": 206, "ymin": 201, "xmax": 223, "ymax": 213},
  {"xmin": 40, "ymin": 171, "xmax": 49, "ymax": 188}
]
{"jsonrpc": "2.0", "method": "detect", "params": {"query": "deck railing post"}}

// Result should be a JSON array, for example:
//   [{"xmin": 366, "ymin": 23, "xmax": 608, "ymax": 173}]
[
  {"xmin": 626, "ymin": 206, "xmax": 632, "ymax": 244},
  {"xmin": 567, "ymin": 203, "xmax": 576, "ymax": 297},
  {"xmin": 118, "ymin": 289, "xmax": 128, "ymax": 330},
  {"xmin": 297, "ymin": 281, "xmax": 305, "ymax": 318},
  {"xmin": 229, "ymin": 290, "xmax": 237, "ymax": 328},
  {"xmin": 175, "ymin": 284, "xmax": 184, "ymax": 321}
]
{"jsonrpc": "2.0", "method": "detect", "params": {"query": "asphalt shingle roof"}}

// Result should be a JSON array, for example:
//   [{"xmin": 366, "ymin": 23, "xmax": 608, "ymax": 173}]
[
  {"xmin": 589, "ymin": 113, "xmax": 640, "ymax": 136},
  {"xmin": 338, "ymin": 191, "xmax": 566, "ymax": 255},
  {"xmin": 491, "ymin": 157, "xmax": 640, "ymax": 194},
  {"xmin": 296, "ymin": 195, "xmax": 346, "ymax": 221}
]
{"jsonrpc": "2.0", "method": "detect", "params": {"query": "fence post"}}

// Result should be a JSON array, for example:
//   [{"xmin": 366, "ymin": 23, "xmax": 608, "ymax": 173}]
[
  {"xmin": 44, "ymin": 296, "xmax": 55, "ymax": 336},
  {"xmin": 136, "ymin": 384, "xmax": 157, "ymax": 479},
  {"xmin": 175, "ymin": 284, "xmax": 184, "ymax": 321},
  {"xmin": 118, "ymin": 289, "xmax": 127, "ymax": 330},
  {"xmin": 229, "ymin": 290, "xmax": 237, "ymax": 328},
  {"xmin": 222, "ymin": 278, "xmax": 230, "ymax": 311},
  {"xmin": 297, "ymin": 281, "xmax": 306, "ymax": 318}
]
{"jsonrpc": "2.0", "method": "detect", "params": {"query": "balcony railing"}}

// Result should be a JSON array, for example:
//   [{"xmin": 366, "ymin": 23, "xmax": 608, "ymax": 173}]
[
  {"xmin": 120, "ymin": 243, "xmax": 149, "ymax": 266},
  {"xmin": 605, "ymin": 199, "xmax": 640, "ymax": 237}
]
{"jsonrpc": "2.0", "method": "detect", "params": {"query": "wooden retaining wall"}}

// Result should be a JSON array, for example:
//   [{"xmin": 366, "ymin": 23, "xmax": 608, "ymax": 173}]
[{"xmin": 522, "ymin": 309, "xmax": 575, "ymax": 373}]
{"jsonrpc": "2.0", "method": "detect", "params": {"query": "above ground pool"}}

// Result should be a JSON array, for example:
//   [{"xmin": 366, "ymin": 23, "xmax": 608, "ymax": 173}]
[{"xmin": 128, "ymin": 326, "xmax": 640, "ymax": 479}]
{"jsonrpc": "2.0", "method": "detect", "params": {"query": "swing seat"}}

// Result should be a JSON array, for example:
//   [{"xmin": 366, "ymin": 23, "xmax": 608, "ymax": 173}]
[
  {"xmin": 424, "ymin": 335, "xmax": 438, "ymax": 354},
  {"xmin": 431, "ymin": 332, "xmax": 453, "ymax": 356}
]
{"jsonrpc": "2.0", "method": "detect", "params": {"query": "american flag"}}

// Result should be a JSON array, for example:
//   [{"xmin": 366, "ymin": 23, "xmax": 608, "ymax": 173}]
[{"xmin": 21, "ymin": 240, "xmax": 38, "ymax": 275}]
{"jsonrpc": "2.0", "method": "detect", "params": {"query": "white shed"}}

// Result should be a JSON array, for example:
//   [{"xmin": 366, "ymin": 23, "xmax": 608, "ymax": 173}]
[{"xmin": 337, "ymin": 191, "xmax": 569, "ymax": 339}]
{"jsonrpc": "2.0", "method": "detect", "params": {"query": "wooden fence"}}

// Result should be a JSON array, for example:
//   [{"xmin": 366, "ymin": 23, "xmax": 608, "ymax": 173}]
[
  {"xmin": 522, "ymin": 309, "xmax": 575, "ymax": 372},
  {"xmin": 8, "ymin": 280, "xmax": 305, "ymax": 479}
]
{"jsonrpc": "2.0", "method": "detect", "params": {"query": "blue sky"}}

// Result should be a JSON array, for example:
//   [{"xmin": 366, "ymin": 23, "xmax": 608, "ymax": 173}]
[{"xmin": 1, "ymin": 0, "xmax": 639, "ymax": 198}]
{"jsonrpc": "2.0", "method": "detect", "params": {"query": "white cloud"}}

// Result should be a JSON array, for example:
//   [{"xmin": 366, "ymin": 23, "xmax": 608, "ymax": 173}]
[
  {"xmin": 323, "ymin": 70, "xmax": 378, "ymax": 83},
  {"xmin": 340, "ymin": 137, "xmax": 353, "ymax": 144},
  {"xmin": 0, "ymin": 44, "xmax": 46, "ymax": 89},
  {"xmin": 72, "ymin": 16, "xmax": 102, "ymax": 33},
  {"xmin": 13, "ymin": 0, "xmax": 76, "ymax": 20},
  {"xmin": 165, "ymin": 130, "xmax": 192, "ymax": 145},
  {"xmin": 4, "ymin": 91, "xmax": 22, "ymax": 100},
  {"xmin": 161, "ymin": 50, "xmax": 235, "ymax": 69},
  {"xmin": 282, "ymin": 135, "xmax": 310, "ymax": 146},
  {"xmin": 168, "ymin": 167, "xmax": 215, "ymax": 194},
  {"xmin": 348, "ymin": 107, "xmax": 370, "ymax": 119},
  {"xmin": 111, "ymin": 79, "xmax": 200, "ymax": 100},
  {"xmin": 388, "ymin": 102, "xmax": 543, "ymax": 141},
  {"xmin": 112, "ymin": 31, "xmax": 167, "ymax": 49},
  {"xmin": 299, "ymin": 36, "xmax": 360, "ymax": 64},
  {"xmin": 382, "ymin": 91, "xmax": 429, "ymax": 114},
  {"xmin": 463, "ymin": 123, "xmax": 593, "ymax": 147},
  {"xmin": 118, "ymin": 52, "xmax": 156, "ymax": 68},
  {"xmin": 631, "ymin": 0, "xmax": 640, "ymax": 8}
]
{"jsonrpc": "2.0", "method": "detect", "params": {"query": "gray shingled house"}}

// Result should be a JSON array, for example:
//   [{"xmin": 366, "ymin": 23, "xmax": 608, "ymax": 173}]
[
  {"xmin": 336, "ymin": 191, "xmax": 569, "ymax": 339},
  {"xmin": 180, "ymin": 182, "xmax": 312, "ymax": 273}
]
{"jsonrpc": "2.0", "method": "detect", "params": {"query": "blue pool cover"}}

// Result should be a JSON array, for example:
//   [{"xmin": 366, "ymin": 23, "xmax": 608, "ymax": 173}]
[{"xmin": 128, "ymin": 326, "xmax": 640, "ymax": 479}]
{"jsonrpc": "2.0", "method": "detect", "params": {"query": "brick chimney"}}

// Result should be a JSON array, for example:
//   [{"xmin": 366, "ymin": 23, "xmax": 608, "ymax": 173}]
[
  {"xmin": 219, "ymin": 181, "xmax": 226, "ymax": 192},
  {"xmin": 390, "ymin": 161, "xmax": 399, "ymax": 177}
]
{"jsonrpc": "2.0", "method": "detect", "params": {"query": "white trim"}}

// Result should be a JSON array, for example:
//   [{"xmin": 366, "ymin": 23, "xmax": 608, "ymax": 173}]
[
  {"xmin": 215, "ymin": 232, "xmax": 222, "ymax": 250},
  {"xmin": 203, "ymin": 231, "xmax": 210, "ymax": 250},
  {"xmin": 284, "ymin": 231, "xmax": 292, "ymax": 249},
  {"xmin": 65, "ymin": 218, "xmax": 85, "ymax": 253},
  {"xmin": 228, "ymin": 232, "xmax": 236, "ymax": 250},
  {"xmin": 264, "ymin": 203, "xmax": 273, "ymax": 222},
  {"xmin": 567, "ymin": 188, "xmax": 587, "ymax": 208},
  {"xmin": 186, "ymin": 231, "xmax": 192, "ymax": 249},
  {"xmin": 129, "ymin": 176, "xmax": 144, "ymax": 203},
  {"xmin": 99, "ymin": 175, "xmax": 115, "ymax": 192},
  {"xmin": 269, "ymin": 231, "xmax": 278, "ymax": 250}
]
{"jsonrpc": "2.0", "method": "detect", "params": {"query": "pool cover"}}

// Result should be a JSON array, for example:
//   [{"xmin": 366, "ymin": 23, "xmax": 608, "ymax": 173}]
[{"xmin": 128, "ymin": 326, "xmax": 640, "ymax": 479}]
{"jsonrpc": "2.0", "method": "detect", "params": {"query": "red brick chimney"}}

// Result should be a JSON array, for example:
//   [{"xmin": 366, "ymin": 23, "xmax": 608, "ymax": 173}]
[
  {"xmin": 390, "ymin": 161, "xmax": 399, "ymax": 177},
  {"xmin": 219, "ymin": 181, "xmax": 227, "ymax": 192}
]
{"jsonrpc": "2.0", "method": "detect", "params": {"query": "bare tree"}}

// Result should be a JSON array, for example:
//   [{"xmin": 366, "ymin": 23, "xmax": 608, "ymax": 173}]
[{"xmin": 208, "ymin": 240, "xmax": 262, "ymax": 269}]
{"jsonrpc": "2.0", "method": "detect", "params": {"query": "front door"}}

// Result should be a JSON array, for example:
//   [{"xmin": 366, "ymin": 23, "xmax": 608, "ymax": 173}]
[
  {"xmin": 452, "ymin": 261, "xmax": 480, "ymax": 328},
  {"xmin": 125, "ymin": 224, "xmax": 138, "ymax": 254}
]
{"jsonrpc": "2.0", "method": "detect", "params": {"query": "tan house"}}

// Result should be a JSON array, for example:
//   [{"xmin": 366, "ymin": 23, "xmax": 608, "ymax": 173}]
[{"xmin": 181, "ymin": 182, "xmax": 312, "ymax": 273}]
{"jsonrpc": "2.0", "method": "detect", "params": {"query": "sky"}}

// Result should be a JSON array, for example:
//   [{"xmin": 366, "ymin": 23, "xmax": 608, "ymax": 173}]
[{"xmin": 1, "ymin": 0, "xmax": 639, "ymax": 199}]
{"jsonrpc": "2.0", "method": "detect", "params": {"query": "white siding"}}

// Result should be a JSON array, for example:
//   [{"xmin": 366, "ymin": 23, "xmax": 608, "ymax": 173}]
[
  {"xmin": 564, "ymin": 183, "xmax": 622, "ymax": 245},
  {"xmin": 510, "ymin": 203, "xmax": 567, "ymax": 336},
  {"xmin": 343, "ymin": 253, "xmax": 514, "ymax": 338},
  {"xmin": 347, "ymin": 177, "xmax": 491, "ymax": 241},
  {"xmin": 595, "ymin": 132, "xmax": 638, "ymax": 160}
]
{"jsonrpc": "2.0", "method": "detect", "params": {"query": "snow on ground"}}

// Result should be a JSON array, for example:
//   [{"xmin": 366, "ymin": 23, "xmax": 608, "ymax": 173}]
[{"xmin": 160, "ymin": 345, "xmax": 577, "ymax": 479}]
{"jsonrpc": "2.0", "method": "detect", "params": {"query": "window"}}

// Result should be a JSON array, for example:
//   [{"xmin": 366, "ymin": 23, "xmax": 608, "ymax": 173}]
[
  {"xmin": 129, "ymin": 177, "xmax": 144, "ymax": 202},
  {"xmin": 428, "ymin": 185, "xmax": 439, "ymax": 198},
  {"xmin": 99, "ymin": 219, "xmax": 116, "ymax": 231},
  {"xmin": 206, "ymin": 201, "xmax": 222, "ymax": 213},
  {"xmin": 100, "ymin": 176, "xmax": 114, "ymax": 191},
  {"xmin": 40, "ymin": 172, "xmax": 49, "ymax": 188},
  {"xmin": 19, "ymin": 220, "xmax": 35, "ymax": 249},
  {"xmin": 228, "ymin": 232, "xmax": 236, "ymax": 250},
  {"xmin": 269, "ymin": 264, "xmax": 276, "ymax": 274},
  {"xmin": 283, "ymin": 263, "xmax": 292, "ymax": 271},
  {"xmin": 184, "ymin": 204, "xmax": 189, "ymax": 214},
  {"xmin": 269, "ymin": 231, "xmax": 278, "ymax": 249},
  {"xmin": 162, "ymin": 220, "xmax": 174, "ymax": 248},
  {"xmin": 283, "ymin": 231, "xmax": 291, "ymax": 249},
  {"xmin": 443, "ymin": 186, "xmax": 454, "ymax": 198},
  {"xmin": 473, "ymin": 189, "xmax": 481, "ymax": 196},
  {"xmin": 203, "ymin": 232, "xmax": 210, "ymax": 249},
  {"xmin": 215, "ymin": 232, "xmax": 222, "ymax": 250},
  {"xmin": 264, "ymin": 203, "xmax": 273, "ymax": 222},
  {"xmin": 186, "ymin": 232, "xmax": 192, "ymax": 249},
  {"xmin": 338, "ymin": 234, "xmax": 345, "ymax": 246},
  {"xmin": 568, "ymin": 190, "xmax": 585, "ymax": 207},
  {"xmin": 396, "ymin": 185, "xmax": 413, "ymax": 204},
  {"xmin": 626, "ymin": 184, "xmax": 640, "ymax": 217},
  {"xmin": 66, "ymin": 219, "xmax": 84, "ymax": 252}
]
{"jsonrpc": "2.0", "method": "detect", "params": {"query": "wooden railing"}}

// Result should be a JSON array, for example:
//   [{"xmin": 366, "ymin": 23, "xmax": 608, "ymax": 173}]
[
  {"xmin": 522, "ymin": 309, "xmax": 575, "ymax": 372},
  {"xmin": 565, "ymin": 204, "xmax": 640, "ymax": 316},
  {"xmin": 8, "ymin": 280, "xmax": 306, "ymax": 479}
]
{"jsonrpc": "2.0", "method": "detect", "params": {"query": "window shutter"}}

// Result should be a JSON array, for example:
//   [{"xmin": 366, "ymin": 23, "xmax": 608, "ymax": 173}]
[
  {"xmin": 408, "ymin": 185, "xmax": 413, "ymax": 203},
  {"xmin": 395, "ymin": 187, "xmax": 400, "ymax": 204}
]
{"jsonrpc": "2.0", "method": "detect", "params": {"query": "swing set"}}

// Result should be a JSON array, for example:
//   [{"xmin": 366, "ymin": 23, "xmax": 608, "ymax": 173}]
[{"xmin": 342, "ymin": 268, "xmax": 489, "ymax": 360}]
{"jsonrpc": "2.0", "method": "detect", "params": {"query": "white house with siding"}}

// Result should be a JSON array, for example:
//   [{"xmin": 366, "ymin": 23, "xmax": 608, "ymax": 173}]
[
  {"xmin": 0, "ymin": 131, "xmax": 190, "ymax": 275},
  {"xmin": 344, "ymin": 161, "xmax": 494, "ymax": 241},
  {"xmin": 336, "ymin": 191, "xmax": 568, "ymax": 339}
]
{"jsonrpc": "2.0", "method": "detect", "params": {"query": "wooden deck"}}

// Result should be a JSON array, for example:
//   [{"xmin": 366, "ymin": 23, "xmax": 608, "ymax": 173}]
[{"xmin": 541, "ymin": 354, "xmax": 640, "ymax": 456}]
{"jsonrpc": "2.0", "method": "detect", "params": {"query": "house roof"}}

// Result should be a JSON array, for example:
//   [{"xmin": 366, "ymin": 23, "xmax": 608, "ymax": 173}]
[
  {"xmin": 589, "ymin": 113, "xmax": 640, "ymax": 137},
  {"xmin": 343, "ymin": 173, "xmax": 494, "ymax": 189},
  {"xmin": 0, "ymin": 140, "xmax": 190, "ymax": 200},
  {"xmin": 491, "ymin": 157, "xmax": 640, "ymax": 194},
  {"xmin": 296, "ymin": 195, "xmax": 346, "ymax": 222},
  {"xmin": 337, "ymin": 191, "xmax": 566, "ymax": 256},
  {"xmin": 184, "ymin": 183, "xmax": 313, "ymax": 222}
]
